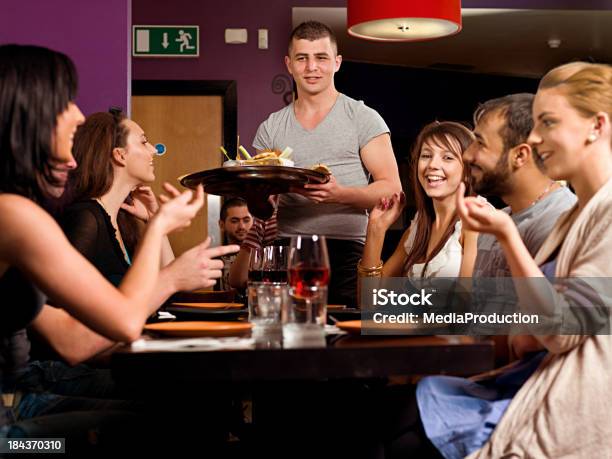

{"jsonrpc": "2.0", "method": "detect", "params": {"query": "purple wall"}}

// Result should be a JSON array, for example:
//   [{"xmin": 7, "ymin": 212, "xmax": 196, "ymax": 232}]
[
  {"xmin": 0, "ymin": 0, "xmax": 130, "ymax": 116},
  {"xmin": 133, "ymin": 0, "xmax": 612, "ymax": 146}
]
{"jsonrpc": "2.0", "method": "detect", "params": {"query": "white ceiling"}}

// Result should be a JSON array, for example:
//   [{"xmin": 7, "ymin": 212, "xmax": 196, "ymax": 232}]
[{"xmin": 293, "ymin": 7, "xmax": 612, "ymax": 77}]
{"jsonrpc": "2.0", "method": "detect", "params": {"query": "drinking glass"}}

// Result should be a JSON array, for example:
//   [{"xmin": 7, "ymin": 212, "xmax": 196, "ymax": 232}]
[
  {"xmin": 287, "ymin": 235, "xmax": 330, "ymax": 326},
  {"xmin": 248, "ymin": 246, "xmax": 289, "ymax": 326},
  {"xmin": 261, "ymin": 245, "xmax": 289, "ymax": 284},
  {"xmin": 248, "ymin": 247, "xmax": 264, "ymax": 283},
  {"xmin": 247, "ymin": 247, "xmax": 264, "ymax": 322}
]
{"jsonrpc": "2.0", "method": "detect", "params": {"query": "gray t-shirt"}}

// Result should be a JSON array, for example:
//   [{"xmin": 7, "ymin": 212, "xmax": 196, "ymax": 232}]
[
  {"xmin": 253, "ymin": 93, "xmax": 389, "ymax": 242},
  {"xmin": 474, "ymin": 186, "xmax": 577, "ymax": 277}
]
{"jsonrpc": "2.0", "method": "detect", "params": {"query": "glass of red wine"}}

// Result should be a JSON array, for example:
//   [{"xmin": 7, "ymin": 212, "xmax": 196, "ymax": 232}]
[
  {"xmin": 287, "ymin": 235, "xmax": 330, "ymax": 325},
  {"xmin": 248, "ymin": 246, "xmax": 289, "ymax": 283},
  {"xmin": 248, "ymin": 247, "xmax": 264, "ymax": 283},
  {"xmin": 261, "ymin": 246, "xmax": 289, "ymax": 284}
]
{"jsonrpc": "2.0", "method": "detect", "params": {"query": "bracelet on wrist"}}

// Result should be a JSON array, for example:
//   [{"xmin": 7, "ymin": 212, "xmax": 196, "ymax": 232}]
[{"xmin": 357, "ymin": 259, "xmax": 383, "ymax": 277}]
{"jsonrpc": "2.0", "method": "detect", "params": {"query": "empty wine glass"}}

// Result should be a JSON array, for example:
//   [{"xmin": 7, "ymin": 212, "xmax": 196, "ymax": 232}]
[{"xmin": 248, "ymin": 246, "xmax": 288, "ymax": 329}]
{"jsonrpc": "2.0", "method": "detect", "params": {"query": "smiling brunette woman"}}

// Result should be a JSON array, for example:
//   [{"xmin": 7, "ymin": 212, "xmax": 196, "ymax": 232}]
[{"xmin": 360, "ymin": 121, "xmax": 478, "ymax": 280}]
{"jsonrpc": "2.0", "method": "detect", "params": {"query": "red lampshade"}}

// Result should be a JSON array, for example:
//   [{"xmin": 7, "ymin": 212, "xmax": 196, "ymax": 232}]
[{"xmin": 347, "ymin": 0, "xmax": 462, "ymax": 42}]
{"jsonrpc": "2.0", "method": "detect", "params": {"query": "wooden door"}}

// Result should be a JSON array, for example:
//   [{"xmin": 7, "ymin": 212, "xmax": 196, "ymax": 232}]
[{"xmin": 131, "ymin": 95, "xmax": 222, "ymax": 256}]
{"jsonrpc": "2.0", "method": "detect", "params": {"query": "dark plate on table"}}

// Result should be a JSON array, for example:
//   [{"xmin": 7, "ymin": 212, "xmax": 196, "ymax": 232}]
[
  {"xmin": 179, "ymin": 166, "xmax": 330, "ymax": 218},
  {"xmin": 165, "ymin": 305, "xmax": 248, "ymax": 322}
]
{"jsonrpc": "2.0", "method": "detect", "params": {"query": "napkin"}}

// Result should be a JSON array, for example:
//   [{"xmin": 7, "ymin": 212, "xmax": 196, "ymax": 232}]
[
  {"xmin": 324, "ymin": 324, "xmax": 347, "ymax": 335},
  {"xmin": 131, "ymin": 337, "xmax": 255, "ymax": 352}
]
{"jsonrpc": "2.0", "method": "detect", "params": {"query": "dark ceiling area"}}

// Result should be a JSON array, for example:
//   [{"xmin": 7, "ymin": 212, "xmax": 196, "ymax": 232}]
[{"xmin": 294, "ymin": 7, "xmax": 612, "ymax": 78}]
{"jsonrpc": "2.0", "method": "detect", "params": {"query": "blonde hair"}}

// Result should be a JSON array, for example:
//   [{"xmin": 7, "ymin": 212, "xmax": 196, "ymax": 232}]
[{"xmin": 539, "ymin": 62, "xmax": 612, "ymax": 120}]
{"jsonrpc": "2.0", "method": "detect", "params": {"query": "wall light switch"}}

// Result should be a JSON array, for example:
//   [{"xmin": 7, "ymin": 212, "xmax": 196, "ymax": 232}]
[
  {"xmin": 225, "ymin": 28, "xmax": 248, "ymax": 44},
  {"xmin": 258, "ymin": 29, "xmax": 268, "ymax": 49}
]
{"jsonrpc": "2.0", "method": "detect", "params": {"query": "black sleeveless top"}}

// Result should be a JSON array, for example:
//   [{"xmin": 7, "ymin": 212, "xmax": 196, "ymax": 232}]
[
  {"xmin": 0, "ymin": 267, "xmax": 45, "ymax": 426},
  {"xmin": 60, "ymin": 200, "xmax": 129, "ymax": 287},
  {"xmin": 0, "ymin": 267, "xmax": 45, "ymax": 335}
]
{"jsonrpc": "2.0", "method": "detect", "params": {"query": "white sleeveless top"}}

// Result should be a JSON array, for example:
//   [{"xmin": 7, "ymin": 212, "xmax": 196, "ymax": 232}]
[{"xmin": 403, "ymin": 213, "xmax": 463, "ymax": 279}]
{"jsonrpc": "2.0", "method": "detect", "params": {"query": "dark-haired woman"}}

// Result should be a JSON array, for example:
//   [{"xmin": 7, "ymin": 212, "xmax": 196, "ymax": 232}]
[
  {"xmin": 361, "ymin": 121, "xmax": 478, "ymax": 279},
  {"xmin": 26, "ymin": 111, "xmax": 228, "ymax": 367},
  {"xmin": 63, "ymin": 111, "xmax": 168, "ymax": 286},
  {"xmin": 0, "ymin": 43, "xmax": 236, "ymax": 441}
]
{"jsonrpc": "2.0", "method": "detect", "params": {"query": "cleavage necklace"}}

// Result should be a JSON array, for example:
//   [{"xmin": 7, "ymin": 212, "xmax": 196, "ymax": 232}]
[{"xmin": 94, "ymin": 198, "xmax": 132, "ymax": 265}]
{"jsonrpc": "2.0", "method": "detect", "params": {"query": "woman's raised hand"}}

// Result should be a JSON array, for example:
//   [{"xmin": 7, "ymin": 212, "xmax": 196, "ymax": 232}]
[
  {"xmin": 153, "ymin": 183, "xmax": 204, "ymax": 234},
  {"xmin": 455, "ymin": 183, "xmax": 512, "ymax": 238},
  {"xmin": 121, "ymin": 185, "xmax": 159, "ymax": 221},
  {"xmin": 157, "ymin": 182, "xmax": 183, "ymax": 203},
  {"xmin": 368, "ymin": 191, "xmax": 406, "ymax": 232},
  {"xmin": 165, "ymin": 237, "xmax": 240, "ymax": 291}
]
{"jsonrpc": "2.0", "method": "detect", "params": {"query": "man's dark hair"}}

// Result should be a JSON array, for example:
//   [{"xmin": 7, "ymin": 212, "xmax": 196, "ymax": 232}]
[
  {"xmin": 220, "ymin": 197, "xmax": 248, "ymax": 221},
  {"xmin": 288, "ymin": 21, "xmax": 337, "ymax": 55},
  {"xmin": 473, "ymin": 93, "xmax": 535, "ymax": 153}
]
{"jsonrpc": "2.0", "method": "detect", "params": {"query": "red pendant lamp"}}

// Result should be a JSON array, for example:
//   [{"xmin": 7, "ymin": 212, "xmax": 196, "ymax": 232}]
[{"xmin": 347, "ymin": 0, "xmax": 462, "ymax": 42}]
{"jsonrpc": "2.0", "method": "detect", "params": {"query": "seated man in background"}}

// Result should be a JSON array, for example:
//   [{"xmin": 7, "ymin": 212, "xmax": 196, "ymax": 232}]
[
  {"xmin": 229, "ymin": 196, "xmax": 278, "ymax": 290},
  {"xmin": 218, "ymin": 197, "xmax": 253, "ymax": 291}
]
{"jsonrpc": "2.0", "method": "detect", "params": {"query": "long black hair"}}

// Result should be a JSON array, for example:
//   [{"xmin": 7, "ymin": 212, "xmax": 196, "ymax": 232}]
[{"xmin": 0, "ymin": 44, "xmax": 78, "ymax": 202}]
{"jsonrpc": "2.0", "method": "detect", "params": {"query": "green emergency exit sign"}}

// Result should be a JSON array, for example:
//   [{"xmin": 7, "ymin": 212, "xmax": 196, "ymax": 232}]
[{"xmin": 132, "ymin": 25, "xmax": 199, "ymax": 57}]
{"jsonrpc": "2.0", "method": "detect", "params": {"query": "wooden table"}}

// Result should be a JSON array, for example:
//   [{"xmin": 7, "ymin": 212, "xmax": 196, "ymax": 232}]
[
  {"xmin": 111, "ymin": 334, "xmax": 494, "ymax": 388},
  {"xmin": 110, "ymin": 334, "xmax": 495, "ymax": 457}
]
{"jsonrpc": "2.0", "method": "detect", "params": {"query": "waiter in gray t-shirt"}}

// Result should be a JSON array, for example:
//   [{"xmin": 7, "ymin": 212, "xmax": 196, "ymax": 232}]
[{"xmin": 253, "ymin": 21, "xmax": 401, "ymax": 307}]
